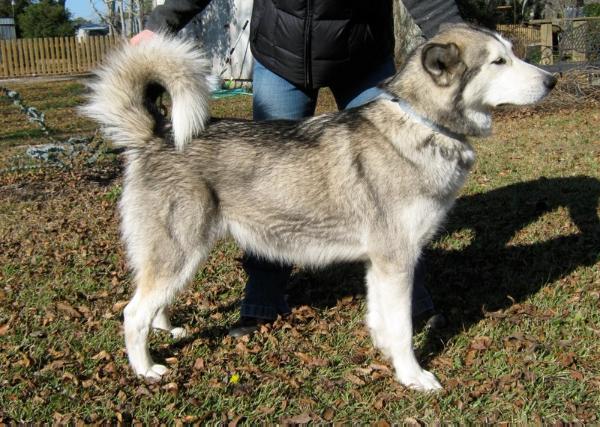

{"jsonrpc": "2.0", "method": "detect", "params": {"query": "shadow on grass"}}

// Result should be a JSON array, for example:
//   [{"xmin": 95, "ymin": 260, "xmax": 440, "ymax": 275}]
[
  {"xmin": 158, "ymin": 176, "xmax": 599, "ymax": 354},
  {"xmin": 285, "ymin": 175, "xmax": 600, "ymax": 354}
]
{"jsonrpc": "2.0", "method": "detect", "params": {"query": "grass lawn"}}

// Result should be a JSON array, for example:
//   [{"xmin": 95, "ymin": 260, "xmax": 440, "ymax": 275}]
[{"xmin": 0, "ymin": 78, "xmax": 599, "ymax": 423}]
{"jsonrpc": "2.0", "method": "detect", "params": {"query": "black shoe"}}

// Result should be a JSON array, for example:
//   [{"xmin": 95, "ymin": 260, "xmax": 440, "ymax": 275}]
[
  {"xmin": 228, "ymin": 317, "xmax": 270, "ymax": 338},
  {"xmin": 414, "ymin": 310, "xmax": 447, "ymax": 332}
]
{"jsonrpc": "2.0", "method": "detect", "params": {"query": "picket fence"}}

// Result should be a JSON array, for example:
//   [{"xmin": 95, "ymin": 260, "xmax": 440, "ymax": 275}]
[{"xmin": 0, "ymin": 35, "xmax": 122, "ymax": 78}]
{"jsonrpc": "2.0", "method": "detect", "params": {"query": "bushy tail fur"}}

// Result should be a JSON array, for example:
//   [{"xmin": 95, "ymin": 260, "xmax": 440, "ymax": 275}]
[{"xmin": 81, "ymin": 34, "xmax": 211, "ymax": 150}]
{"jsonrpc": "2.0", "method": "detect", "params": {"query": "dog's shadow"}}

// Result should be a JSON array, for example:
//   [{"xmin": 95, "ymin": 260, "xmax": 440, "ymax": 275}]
[{"xmin": 286, "ymin": 175, "xmax": 600, "ymax": 355}]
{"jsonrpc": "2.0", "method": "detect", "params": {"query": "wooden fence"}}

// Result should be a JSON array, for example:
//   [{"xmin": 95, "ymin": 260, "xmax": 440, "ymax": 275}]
[
  {"xmin": 496, "ymin": 24, "xmax": 542, "ymax": 60},
  {"xmin": 498, "ymin": 18, "xmax": 600, "ymax": 65},
  {"xmin": 0, "ymin": 36, "xmax": 122, "ymax": 78},
  {"xmin": 496, "ymin": 24, "xmax": 541, "ymax": 46}
]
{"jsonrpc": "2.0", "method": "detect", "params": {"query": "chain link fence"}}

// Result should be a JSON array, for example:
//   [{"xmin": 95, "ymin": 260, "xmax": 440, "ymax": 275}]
[{"xmin": 557, "ymin": 19, "xmax": 600, "ymax": 64}]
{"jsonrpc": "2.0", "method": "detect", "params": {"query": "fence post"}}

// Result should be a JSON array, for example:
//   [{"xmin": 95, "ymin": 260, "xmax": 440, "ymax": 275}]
[
  {"xmin": 11, "ymin": 39, "xmax": 19, "ymax": 75},
  {"xmin": 6, "ymin": 40, "xmax": 15, "ymax": 76},
  {"xmin": 83, "ymin": 37, "xmax": 92, "ymax": 71},
  {"xmin": 540, "ymin": 22, "xmax": 553, "ymax": 65},
  {"xmin": 58, "ymin": 37, "xmax": 66, "ymax": 74},
  {"xmin": 74, "ymin": 37, "xmax": 80, "ymax": 72},
  {"xmin": 41, "ymin": 37, "xmax": 48, "ymax": 74},
  {"xmin": 24, "ymin": 38, "xmax": 32, "ymax": 75},
  {"xmin": 0, "ymin": 40, "xmax": 8, "ymax": 77},
  {"xmin": 35, "ymin": 38, "xmax": 45, "ymax": 74}
]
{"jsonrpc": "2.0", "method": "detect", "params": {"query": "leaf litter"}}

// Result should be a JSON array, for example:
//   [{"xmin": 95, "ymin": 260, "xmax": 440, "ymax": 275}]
[{"xmin": 0, "ymin": 81, "xmax": 599, "ymax": 423}]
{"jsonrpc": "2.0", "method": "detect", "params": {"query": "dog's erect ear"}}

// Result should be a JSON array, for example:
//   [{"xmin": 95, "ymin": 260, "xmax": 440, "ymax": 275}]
[{"xmin": 421, "ymin": 42, "xmax": 464, "ymax": 86}]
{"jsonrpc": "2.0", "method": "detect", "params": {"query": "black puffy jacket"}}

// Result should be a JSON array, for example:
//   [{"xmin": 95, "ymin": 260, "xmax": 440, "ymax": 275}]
[
  {"xmin": 250, "ymin": 0, "xmax": 394, "ymax": 88},
  {"xmin": 147, "ymin": 0, "xmax": 461, "ymax": 89}
]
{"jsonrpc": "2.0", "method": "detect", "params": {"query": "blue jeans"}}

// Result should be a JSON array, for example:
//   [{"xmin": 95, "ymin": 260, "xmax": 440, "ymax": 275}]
[{"xmin": 241, "ymin": 59, "xmax": 434, "ymax": 320}]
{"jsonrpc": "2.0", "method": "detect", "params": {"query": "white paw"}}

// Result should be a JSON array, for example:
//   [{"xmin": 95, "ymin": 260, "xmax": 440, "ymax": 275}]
[
  {"xmin": 170, "ymin": 327, "xmax": 187, "ymax": 339},
  {"xmin": 140, "ymin": 364, "xmax": 168, "ymax": 380},
  {"xmin": 397, "ymin": 368, "xmax": 442, "ymax": 391}
]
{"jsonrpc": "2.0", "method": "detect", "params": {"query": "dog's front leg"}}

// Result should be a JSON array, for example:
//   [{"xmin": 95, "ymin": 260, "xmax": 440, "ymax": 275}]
[{"xmin": 365, "ymin": 259, "xmax": 442, "ymax": 391}]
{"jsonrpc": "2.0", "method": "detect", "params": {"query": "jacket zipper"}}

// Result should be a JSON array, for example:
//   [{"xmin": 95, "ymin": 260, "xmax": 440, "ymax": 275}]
[{"xmin": 304, "ymin": 0, "xmax": 313, "ymax": 88}]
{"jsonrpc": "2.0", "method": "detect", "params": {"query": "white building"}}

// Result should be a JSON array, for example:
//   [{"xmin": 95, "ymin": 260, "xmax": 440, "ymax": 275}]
[
  {"xmin": 153, "ymin": 0, "xmax": 254, "ymax": 81},
  {"xmin": 76, "ymin": 24, "xmax": 109, "ymax": 41},
  {"xmin": 0, "ymin": 18, "xmax": 16, "ymax": 40}
]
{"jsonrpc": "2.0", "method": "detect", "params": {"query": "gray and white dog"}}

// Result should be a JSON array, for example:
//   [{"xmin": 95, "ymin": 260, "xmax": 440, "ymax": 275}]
[{"xmin": 83, "ymin": 24, "xmax": 556, "ymax": 390}]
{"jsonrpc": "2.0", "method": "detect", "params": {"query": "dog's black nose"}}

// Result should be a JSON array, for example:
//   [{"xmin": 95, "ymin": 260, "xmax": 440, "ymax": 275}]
[{"xmin": 544, "ymin": 74, "xmax": 558, "ymax": 90}]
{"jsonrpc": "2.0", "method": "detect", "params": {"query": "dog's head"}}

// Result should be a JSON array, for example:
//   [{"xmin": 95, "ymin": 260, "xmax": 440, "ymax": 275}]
[{"xmin": 388, "ymin": 24, "xmax": 557, "ymax": 136}]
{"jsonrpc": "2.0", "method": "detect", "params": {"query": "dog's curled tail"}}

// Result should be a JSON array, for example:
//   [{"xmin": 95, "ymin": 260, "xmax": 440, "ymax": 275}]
[{"xmin": 81, "ymin": 34, "xmax": 211, "ymax": 150}]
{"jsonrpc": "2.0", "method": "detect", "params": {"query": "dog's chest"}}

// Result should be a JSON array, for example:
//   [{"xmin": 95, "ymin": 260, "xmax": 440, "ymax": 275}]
[
  {"xmin": 381, "ymin": 115, "xmax": 476, "ymax": 198},
  {"xmin": 417, "ymin": 137, "xmax": 476, "ymax": 198}
]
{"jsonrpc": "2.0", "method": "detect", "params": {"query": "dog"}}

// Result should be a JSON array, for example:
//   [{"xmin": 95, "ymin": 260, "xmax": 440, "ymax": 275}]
[{"xmin": 82, "ymin": 24, "xmax": 556, "ymax": 391}]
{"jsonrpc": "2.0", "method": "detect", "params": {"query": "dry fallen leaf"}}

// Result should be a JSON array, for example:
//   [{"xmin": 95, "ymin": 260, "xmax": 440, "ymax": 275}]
[
  {"xmin": 344, "ymin": 372, "xmax": 366, "ymax": 386},
  {"xmin": 62, "ymin": 372, "xmax": 78, "ymax": 385},
  {"xmin": 15, "ymin": 353, "xmax": 32, "ymax": 368},
  {"xmin": 40, "ymin": 360, "xmax": 66, "ymax": 372},
  {"xmin": 102, "ymin": 362, "xmax": 116, "ymax": 375},
  {"xmin": 257, "ymin": 406, "xmax": 275, "ymax": 415},
  {"xmin": 569, "ymin": 370, "xmax": 584, "ymax": 381},
  {"xmin": 404, "ymin": 417, "xmax": 423, "ymax": 426},
  {"xmin": 322, "ymin": 407, "xmax": 335, "ymax": 421},
  {"xmin": 163, "ymin": 382, "xmax": 179, "ymax": 394},
  {"xmin": 112, "ymin": 300, "xmax": 128, "ymax": 313},
  {"xmin": 465, "ymin": 349, "xmax": 477, "ymax": 367},
  {"xmin": 369, "ymin": 363, "xmax": 392, "ymax": 373},
  {"xmin": 81, "ymin": 379, "xmax": 94, "ymax": 389},
  {"xmin": 0, "ymin": 323, "xmax": 9, "ymax": 336},
  {"xmin": 356, "ymin": 366, "xmax": 374, "ymax": 376},
  {"xmin": 470, "ymin": 336, "xmax": 492, "ymax": 350},
  {"xmin": 91, "ymin": 350, "xmax": 111, "ymax": 361},
  {"xmin": 56, "ymin": 301, "xmax": 81, "ymax": 318},
  {"xmin": 295, "ymin": 352, "xmax": 328, "ymax": 367},
  {"xmin": 284, "ymin": 413, "xmax": 312, "ymax": 424},
  {"xmin": 228, "ymin": 414, "xmax": 244, "ymax": 427},
  {"xmin": 193, "ymin": 357, "xmax": 205, "ymax": 371},
  {"xmin": 559, "ymin": 352, "xmax": 576, "ymax": 368},
  {"xmin": 135, "ymin": 385, "xmax": 151, "ymax": 397}
]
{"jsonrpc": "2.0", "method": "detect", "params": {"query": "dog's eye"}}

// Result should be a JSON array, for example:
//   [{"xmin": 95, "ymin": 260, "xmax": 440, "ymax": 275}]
[{"xmin": 492, "ymin": 58, "xmax": 506, "ymax": 65}]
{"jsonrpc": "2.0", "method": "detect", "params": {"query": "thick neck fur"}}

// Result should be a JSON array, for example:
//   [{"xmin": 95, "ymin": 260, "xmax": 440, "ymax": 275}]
[{"xmin": 384, "ymin": 45, "xmax": 491, "ymax": 138}]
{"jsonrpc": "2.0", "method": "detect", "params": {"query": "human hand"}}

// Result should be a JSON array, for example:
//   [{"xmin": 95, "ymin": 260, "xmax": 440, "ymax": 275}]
[{"xmin": 131, "ymin": 29, "xmax": 156, "ymax": 46}]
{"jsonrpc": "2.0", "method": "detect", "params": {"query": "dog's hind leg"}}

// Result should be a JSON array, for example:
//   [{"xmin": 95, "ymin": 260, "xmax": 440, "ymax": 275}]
[
  {"xmin": 152, "ymin": 307, "xmax": 187, "ymax": 339},
  {"xmin": 121, "ymin": 193, "xmax": 219, "ymax": 380},
  {"xmin": 124, "ymin": 245, "xmax": 208, "ymax": 380},
  {"xmin": 365, "ymin": 256, "xmax": 442, "ymax": 391}
]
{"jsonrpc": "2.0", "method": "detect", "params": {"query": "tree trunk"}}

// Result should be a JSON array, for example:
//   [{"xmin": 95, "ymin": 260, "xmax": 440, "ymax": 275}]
[
  {"xmin": 119, "ymin": 0, "xmax": 126, "ymax": 37},
  {"xmin": 127, "ymin": 0, "xmax": 134, "ymax": 35},
  {"xmin": 135, "ymin": 0, "xmax": 145, "ymax": 31},
  {"xmin": 393, "ymin": 0, "xmax": 426, "ymax": 67}
]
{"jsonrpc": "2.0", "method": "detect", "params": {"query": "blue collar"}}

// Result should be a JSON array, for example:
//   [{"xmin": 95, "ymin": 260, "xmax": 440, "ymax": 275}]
[{"xmin": 377, "ymin": 92, "xmax": 466, "ymax": 141}]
